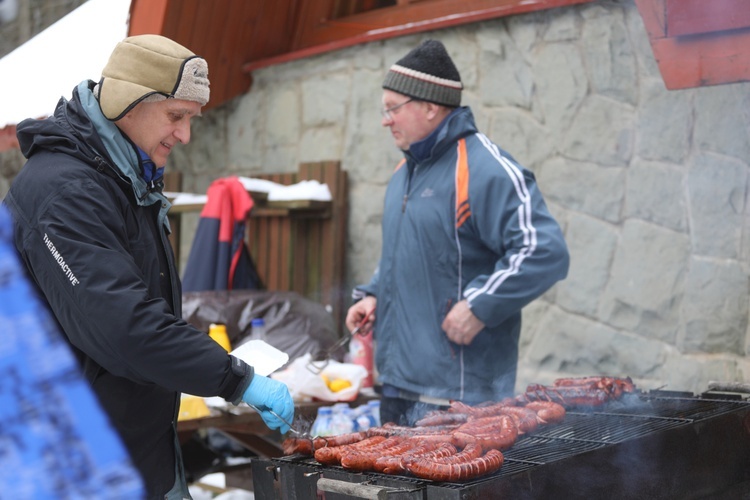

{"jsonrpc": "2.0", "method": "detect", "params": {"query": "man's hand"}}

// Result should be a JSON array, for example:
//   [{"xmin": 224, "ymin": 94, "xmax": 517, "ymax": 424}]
[
  {"xmin": 442, "ymin": 299, "xmax": 484, "ymax": 345},
  {"xmin": 346, "ymin": 295, "xmax": 376, "ymax": 334},
  {"xmin": 241, "ymin": 374, "xmax": 294, "ymax": 434}
]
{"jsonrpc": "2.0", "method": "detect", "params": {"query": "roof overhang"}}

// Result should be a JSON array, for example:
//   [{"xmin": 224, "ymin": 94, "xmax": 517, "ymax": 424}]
[{"xmin": 635, "ymin": 0, "xmax": 750, "ymax": 89}]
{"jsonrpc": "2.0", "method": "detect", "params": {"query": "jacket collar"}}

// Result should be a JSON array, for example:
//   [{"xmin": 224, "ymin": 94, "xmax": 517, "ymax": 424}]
[
  {"xmin": 405, "ymin": 106, "xmax": 473, "ymax": 164},
  {"xmin": 78, "ymin": 81, "xmax": 169, "ymax": 208}
]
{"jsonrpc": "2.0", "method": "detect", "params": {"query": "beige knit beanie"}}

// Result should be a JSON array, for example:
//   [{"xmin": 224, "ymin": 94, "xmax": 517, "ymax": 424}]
[{"xmin": 95, "ymin": 34, "xmax": 210, "ymax": 120}]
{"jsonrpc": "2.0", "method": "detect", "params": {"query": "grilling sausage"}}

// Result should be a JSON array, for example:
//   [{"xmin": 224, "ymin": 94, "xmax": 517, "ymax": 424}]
[
  {"xmin": 456, "ymin": 414, "xmax": 517, "ymax": 434},
  {"xmin": 340, "ymin": 436, "xmax": 414, "ymax": 470},
  {"xmin": 493, "ymin": 406, "xmax": 539, "ymax": 433},
  {"xmin": 519, "ymin": 384, "xmax": 611, "ymax": 407},
  {"xmin": 407, "ymin": 449, "xmax": 504, "ymax": 482},
  {"xmin": 524, "ymin": 401, "xmax": 566, "ymax": 424},
  {"xmin": 415, "ymin": 412, "xmax": 470, "ymax": 427},
  {"xmin": 284, "ymin": 431, "xmax": 368, "ymax": 456},
  {"xmin": 554, "ymin": 375, "xmax": 635, "ymax": 392},
  {"xmin": 442, "ymin": 401, "xmax": 537, "ymax": 432},
  {"xmin": 406, "ymin": 433, "xmax": 456, "ymax": 444},
  {"xmin": 313, "ymin": 435, "xmax": 386, "ymax": 465},
  {"xmin": 374, "ymin": 441, "xmax": 456, "ymax": 474},
  {"xmin": 452, "ymin": 415, "xmax": 518, "ymax": 451},
  {"xmin": 282, "ymin": 437, "xmax": 312, "ymax": 456},
  {"xmin": 369, "ymin": 423, "xmax": 461, "ymax": 436}
]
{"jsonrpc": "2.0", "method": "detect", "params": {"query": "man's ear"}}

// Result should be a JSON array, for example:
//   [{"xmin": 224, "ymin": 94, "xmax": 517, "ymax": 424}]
[
  {"xmin": 425, "ymin": 102, "xmax": 450, "ymax": 122},
  {"xmin": 424, "ymin": 101, "xmax": 441, "ymax": 120}
]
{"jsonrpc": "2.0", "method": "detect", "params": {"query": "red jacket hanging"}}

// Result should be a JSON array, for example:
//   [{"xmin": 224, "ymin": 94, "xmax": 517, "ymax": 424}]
[{"xmin": 182, "ymin": 176, "xmax": 262, "ymax": 292}]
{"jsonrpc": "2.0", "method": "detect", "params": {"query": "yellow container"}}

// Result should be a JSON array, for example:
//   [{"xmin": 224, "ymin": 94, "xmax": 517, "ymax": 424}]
[
  {"xmin": 208, "ymin": 323, "xmax": 232, "ymax": 352},
  {"xmin": 178, "ymin": 395, "xmax": 211, "ymax": 421}
]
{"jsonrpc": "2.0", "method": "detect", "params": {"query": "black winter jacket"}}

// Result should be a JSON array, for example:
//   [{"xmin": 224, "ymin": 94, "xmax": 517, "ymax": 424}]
[{"xmin": 3, "ymin": 81, "xmax": 253, "ymax": 498}]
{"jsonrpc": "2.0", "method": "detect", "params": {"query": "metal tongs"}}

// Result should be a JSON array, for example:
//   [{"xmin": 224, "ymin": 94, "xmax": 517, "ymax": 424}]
[
  {"xmin": 247, "ymin": 403, "xmax": 318, "ymax": 441},
  {"xmin": 306, "ymin": 308, "xmax": 374, "ymax": 375}
]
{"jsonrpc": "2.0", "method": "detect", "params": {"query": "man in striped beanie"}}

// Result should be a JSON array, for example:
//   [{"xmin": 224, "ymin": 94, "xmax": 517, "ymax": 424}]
[
  {"xmin": 346, "ymin": 39, "xmax": 570, "ymax": 427},
  {"xmin": 382, "ymin": 39, "xmax": 463, "ymax": 109},
  {"xmin": 377, "ymin": 39, "xmax": 463, "ymax": 150}
]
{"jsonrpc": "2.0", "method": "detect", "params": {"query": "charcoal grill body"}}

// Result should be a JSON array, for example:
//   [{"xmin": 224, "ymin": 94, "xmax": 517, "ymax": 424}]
[{"xmin": 252, "ymin": 392, "xmax": 750, "ymax": 499}]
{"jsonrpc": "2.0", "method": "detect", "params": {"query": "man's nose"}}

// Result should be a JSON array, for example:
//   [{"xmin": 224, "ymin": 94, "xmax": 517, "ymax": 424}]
[{"xmin": 174, "ymin": 122, "xmax": 191, "ymax": 144}]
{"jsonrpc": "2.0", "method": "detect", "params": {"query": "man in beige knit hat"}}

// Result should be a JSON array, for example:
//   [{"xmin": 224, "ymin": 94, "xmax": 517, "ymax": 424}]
[{"xmin": 4, "ymin": 34, "xmax": 294, "ymax": 500}]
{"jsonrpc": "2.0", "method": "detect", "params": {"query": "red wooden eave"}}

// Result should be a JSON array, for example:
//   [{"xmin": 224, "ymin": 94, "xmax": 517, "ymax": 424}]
[
  {"xmin": 664, "ymin": 0, "xmax": 750, "ymax": 37},
  {"xmin": 243, "ymin": 0, "xmax": 594, "ymax": 72},
  {"xmin": 635, "ymin": 0, "xmax": 750, "ymax": 89}
]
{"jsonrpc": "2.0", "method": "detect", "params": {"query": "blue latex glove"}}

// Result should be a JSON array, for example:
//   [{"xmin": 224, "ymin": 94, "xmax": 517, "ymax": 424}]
[{"xmin": 242, "ymin": 374, "xmax": 294, "ymax": 434}]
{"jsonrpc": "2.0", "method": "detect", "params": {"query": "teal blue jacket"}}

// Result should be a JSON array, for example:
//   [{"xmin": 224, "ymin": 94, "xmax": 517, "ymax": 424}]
[{"xmin": 355, "ymin": 107, "xmax": 569, "ymax": 404}]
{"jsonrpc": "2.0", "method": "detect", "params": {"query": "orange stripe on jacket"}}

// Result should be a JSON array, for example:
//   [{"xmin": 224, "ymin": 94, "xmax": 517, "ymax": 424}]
[{"xmin": 455, "ymin": 138, "xmax": 471, "ymax": 228}]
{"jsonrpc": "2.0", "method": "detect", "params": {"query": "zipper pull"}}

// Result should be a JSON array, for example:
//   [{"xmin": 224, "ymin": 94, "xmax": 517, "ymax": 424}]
[{"xmin": 401, "ymin": 194, "xmax": 408, "ymax": 212}]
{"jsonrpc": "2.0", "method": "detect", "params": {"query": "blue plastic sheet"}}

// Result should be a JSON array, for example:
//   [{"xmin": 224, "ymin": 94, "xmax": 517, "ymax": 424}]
[{"xmin": 0, "ymin": 205, "xmax": 145, "ymax": 499}]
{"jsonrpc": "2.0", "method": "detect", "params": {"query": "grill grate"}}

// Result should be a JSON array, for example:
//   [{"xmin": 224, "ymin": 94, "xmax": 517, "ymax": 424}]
[
  {"xmin": 503, "ymin": 434, "xmax": 607, "ymax": 463},
  {"xmin": 629, "ymin": 393, "xmax": 747, "ymax": 419},
  {"xmin": 538, "ymin": 411, "xmax": 689, "ymax": 443},
  {"xmin": 258, "ymin": 393, "xmax": 750, "ymax": 499}
]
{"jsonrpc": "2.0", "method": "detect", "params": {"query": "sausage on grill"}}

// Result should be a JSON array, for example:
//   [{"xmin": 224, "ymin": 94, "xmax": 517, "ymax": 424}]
[
  {"xmin": 407, "ymin": 449, "xmax": 504, "ymax": 482},
  {"xmin": 519, "ymin": 384, "xmax": 610, "ymax": 407},
  {"xmin": 374, "ymin": 441, "xmax": 456, "ymax": 474},
  {"xmin": 284, "ymin": 431, "xmax": 367, "ymax": 456},
  {"xmin": 524, "ymin": 401, "xmax": 566, "ymax": 424},
  {"xmin": 313, "ymin": 435, "xmax": 386, "ymax": 465},
  {"xmin": 340, "ymin": 436, "xmax": 414, "ymax": 471},
  {"xmin": 452, "ymin": 415, "xmax": 518, "ymax": 451}
]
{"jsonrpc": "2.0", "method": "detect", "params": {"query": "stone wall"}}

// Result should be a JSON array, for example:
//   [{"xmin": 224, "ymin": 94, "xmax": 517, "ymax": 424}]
[
  {"xmin": 2, "ymin": 0, "xmax": 748, "ymax": 394},
  {"xmin": 0, "ymin": 0, "xmax": 86, "ymax": 58}
]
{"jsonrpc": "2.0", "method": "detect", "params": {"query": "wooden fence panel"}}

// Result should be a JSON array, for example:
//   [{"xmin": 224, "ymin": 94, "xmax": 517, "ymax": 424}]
[
  {"xmin": 297, "ymin": 161, "xmax": 349, "ymax": 331},
  {"xmin": 246, "ymin": 163, "xmax": 348, "ymax": 332}
]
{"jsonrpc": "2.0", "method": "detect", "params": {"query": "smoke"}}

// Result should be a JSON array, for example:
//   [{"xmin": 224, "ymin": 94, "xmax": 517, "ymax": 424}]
[{"xmin": 405, "ymin": 401, "xmax": 445, "ymax": 427}]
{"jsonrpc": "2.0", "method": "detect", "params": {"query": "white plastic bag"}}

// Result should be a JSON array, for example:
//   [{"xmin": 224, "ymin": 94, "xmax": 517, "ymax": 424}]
[
  {"xmin": 271, "ymin": 353, "xmax": 367, "ymax": 402},
  {"xmin": 201, "ymin": 340, "xmax": 289, "ymax": 410},
  {"xmin": 230, "ymin": 339, "xmax": 289, "ymax": 376}
]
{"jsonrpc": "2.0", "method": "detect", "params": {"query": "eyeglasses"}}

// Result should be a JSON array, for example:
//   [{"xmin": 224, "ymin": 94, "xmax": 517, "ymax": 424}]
[{"xmin": 380, "ymin": 98, "xmax": 414, "ymax": 120}]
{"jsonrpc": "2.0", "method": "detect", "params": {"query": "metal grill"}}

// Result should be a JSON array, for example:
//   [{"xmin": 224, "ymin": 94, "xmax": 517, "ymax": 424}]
[{"xmin": 252, "ymin": 391, "xmax": 750, "ymax": 499}]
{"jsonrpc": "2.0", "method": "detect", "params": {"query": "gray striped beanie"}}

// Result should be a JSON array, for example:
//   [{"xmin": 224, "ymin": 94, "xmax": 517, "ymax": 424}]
[{"xmin": 382, "ymin": 40, "xmax": 462, "ymax": 107}]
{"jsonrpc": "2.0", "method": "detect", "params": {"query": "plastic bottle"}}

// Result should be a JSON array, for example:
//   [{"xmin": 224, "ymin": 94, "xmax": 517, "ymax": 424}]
[
  {"xmin": 331, "ymin": 407, "xmax": 354, "ymax": 435},
  {"xmin": 367, "ymin": 399, "xmax": 381, "ymax": 427},
  {"xmin": 208, "ymin": 323, "xmax": 231, "ymax": 352},
  {"xmin": 251, "ymin": 318, "xmax": 266, "ymax": 342},
  {"xmin": 355, "ymin": 408, "xmax": 371, "ymax": 432},
  {"xmin": 354, "ymin": 402, "xmax": 374, "ymax": 431},
  {"xmin": 332, "ymin": 402, "xmax": 349, "ymax": 414},
  {"xmin": 311, "ymin": 406, "xmax": 333, "ymax": 437},
  {"xmin": 349, "ymin": 331, "xmax": 374, "ymax": 388}
]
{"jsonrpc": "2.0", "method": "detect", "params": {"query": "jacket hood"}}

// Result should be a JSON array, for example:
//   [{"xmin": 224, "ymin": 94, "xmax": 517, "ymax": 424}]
[
  {"xmin": 16, "ymin": 81, "xmax": 172, "ymax": 214},
  {"xmin": 17, "ymin": 81, "xmax": 110, "ymax": 169}
]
